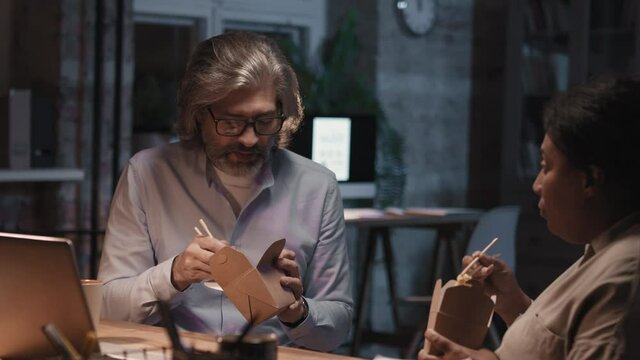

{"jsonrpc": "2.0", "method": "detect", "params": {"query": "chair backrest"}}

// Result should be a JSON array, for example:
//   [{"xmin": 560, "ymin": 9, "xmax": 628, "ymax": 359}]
[{"xmin": 466, "ymin": 206, "xmax": 520, "ymax": 271}]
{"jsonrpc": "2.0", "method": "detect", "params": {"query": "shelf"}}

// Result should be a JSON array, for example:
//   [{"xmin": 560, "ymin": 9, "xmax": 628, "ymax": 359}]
[{"xmin": 0, "ymin": 168, "xmax": 85, "ymax": 182}]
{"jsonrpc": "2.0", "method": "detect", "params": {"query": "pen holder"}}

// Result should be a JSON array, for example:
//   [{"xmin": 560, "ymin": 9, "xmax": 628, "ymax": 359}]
[{"xmin": 217, "ymin": 333, "xmax": 277, "ymax": 360}]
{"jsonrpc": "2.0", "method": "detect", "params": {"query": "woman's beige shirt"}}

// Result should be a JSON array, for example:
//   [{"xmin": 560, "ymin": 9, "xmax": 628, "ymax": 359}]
[{"xmin": 496, "ymin": 213, "xmax": 640, "ymax": 360}]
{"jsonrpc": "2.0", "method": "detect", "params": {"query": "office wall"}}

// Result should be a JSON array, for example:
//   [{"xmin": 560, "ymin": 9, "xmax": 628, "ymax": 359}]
[
  {"xmin": 378, "ymin": 1, "xmax": 472, "ymax": 208},
  {"xmin": 327, "ymin": 1, "xmax": 475, "ymax": 355},
  {"xmin": 377, "ymin": 0, "xmax": 474, "ymax": 338}
]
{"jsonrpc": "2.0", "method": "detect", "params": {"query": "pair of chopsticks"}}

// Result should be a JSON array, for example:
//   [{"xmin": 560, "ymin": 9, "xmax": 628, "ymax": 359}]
[
  {"xmin": 194, "ymin": 218, "xmax": 224, "ymax": 291},
  {"xmin": 194, "ymin": 218, "xmax": 214, "ymax": 239},
  {"xmin": 457, "ymin": 237, "xmax": 498, "ymax": 280}
]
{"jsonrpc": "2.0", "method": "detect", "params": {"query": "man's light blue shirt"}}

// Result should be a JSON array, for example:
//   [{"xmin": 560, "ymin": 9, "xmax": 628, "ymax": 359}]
[{"xmin": 98, "ymin": 142, "xmax": 352, "ymax": 351}]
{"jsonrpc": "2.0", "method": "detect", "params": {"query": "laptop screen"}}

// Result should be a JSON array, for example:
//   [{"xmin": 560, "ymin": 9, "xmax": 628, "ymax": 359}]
[{"xmin": 0, "ymin": 232, "xmax": 96, "ymax": 358}]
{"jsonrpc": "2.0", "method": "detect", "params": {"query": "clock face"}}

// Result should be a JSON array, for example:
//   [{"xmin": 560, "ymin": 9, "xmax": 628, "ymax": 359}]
[{"xmin": 397, "ymin": 0, "xmax": 436, "ymax": 36}]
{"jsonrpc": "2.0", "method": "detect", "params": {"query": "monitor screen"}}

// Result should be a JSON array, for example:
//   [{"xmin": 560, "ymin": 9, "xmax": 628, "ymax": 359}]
[
  {"xmin": 288, "ymin": 114, "xmax": 377, "ymax": 198},
  {"xmin": 312, "ymin": 117, "xmax": 351, "ymax": 181}
]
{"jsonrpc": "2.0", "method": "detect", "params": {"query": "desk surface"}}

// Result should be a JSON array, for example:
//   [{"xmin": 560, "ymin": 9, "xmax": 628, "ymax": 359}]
[{"xmin": 98, "ymin": 320, "xmax": 361, "ymax": 360}]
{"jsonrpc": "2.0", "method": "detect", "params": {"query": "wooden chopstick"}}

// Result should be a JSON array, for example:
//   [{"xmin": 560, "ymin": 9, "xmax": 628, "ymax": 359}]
[
  {"xmin": 194, "ymin": 226, "xmax": 204, "ymax": 236},
  {"xmin": 458, "ymin": 237, "xmax": 498, "ymax": 280},
  {"xmin": 198, "ymin": 218, "xmax": 215, "ymax": 239}
]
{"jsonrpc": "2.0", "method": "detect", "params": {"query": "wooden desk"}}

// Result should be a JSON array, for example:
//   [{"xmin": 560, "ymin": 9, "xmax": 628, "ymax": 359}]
[
  {"xmin": 98, "ymin": 320, "xmax": 361, "ymax": 360},
  {"xmin": 344, "ymin": 208, "xmax": 484, "ymax": 356}
]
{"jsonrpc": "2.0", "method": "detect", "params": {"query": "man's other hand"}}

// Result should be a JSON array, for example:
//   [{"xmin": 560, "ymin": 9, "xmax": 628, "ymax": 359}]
[{"xmin": 275, "ymin": 248, "xmax": 307, "ymax": 325}]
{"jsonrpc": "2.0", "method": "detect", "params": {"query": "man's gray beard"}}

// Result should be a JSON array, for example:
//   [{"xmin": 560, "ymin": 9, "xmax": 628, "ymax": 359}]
[
  {"xmin": 205, "ymin": 141, "xmax": 275, "ymax": 177},
  {"xmin": 211, "ymin": 153, "xmax": 266, "ymax": 177}
]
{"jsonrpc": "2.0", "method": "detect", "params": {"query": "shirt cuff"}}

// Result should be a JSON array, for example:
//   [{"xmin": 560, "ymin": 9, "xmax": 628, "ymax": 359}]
[
  {"xmin": 280, "ymin": 297, "xmax": 308, "ymax": 328},
  {"xmin": 149, "ymin": 256, "xmax": 183, "ymax": 301},
  {"xmin": 280, "ymin": 297, "xmax": 316, "ymax": 339}
]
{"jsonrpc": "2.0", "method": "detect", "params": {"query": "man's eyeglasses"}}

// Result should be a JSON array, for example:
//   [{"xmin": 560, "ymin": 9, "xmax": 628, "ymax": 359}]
[{"xmin": 206, "ymin": 108, "xmax": 285, "ymax": 136}]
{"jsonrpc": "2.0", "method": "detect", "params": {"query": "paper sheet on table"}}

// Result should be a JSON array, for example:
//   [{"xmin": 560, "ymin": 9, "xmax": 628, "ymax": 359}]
[
  {"xmin": 343, "ymin": 208, "xmax": 385, "ymax": 220},
  {"xmin": 404, "ymin": 207, "xmax": 478, "ymax": 216}
]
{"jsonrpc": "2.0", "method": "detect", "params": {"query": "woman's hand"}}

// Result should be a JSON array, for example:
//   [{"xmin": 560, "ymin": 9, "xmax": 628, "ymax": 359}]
[
  {"xmin": 462, "ymin": 253, "xmax": 531, "ymax": 325},
  {"xmin": 418, "ymin": 329, "xmax": 498, "ymax": 360}
]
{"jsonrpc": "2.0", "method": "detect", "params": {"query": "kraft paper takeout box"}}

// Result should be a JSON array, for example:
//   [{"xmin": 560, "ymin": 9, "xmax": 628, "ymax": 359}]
[
  {"xmin": 424, "ymin": 279, "xmax": 495, "ymax": 355},
  {"xmin": 209, "ymin": 238, "xmax": 295, "ymax": 325}
]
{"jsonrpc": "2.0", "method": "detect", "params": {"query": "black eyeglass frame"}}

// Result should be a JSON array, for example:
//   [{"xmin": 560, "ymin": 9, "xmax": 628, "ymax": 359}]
[{"xmin": 206, "ymin": 107, "xmax": 286, "ymax": 136}]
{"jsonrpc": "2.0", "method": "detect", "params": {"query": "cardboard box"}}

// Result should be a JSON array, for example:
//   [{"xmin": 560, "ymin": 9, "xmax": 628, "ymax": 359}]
[
  {"xmin": 424, "ymin": 279, "xmax": 495, "ymax": 355},
  {"xmin": 209, "ymin": 239, "xmax": 295, "ymax": 325}
]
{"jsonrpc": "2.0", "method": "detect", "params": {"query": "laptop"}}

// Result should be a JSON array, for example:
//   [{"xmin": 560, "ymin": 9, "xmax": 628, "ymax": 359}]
[{"xmin": 0, "ymin": 232, "xmax": 97, "ymax": 358}]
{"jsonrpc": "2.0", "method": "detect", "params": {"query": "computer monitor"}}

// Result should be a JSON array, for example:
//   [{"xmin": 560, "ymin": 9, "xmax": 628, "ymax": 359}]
[{"xmin": 288, "ymin": 114, "xmax": 377, "ymax": 199}]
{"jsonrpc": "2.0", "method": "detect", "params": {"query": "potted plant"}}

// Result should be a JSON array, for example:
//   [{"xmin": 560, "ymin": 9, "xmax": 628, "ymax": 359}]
[{"xmin": 280, "ymin": 9, "xmax": 406, "ymax": 207}]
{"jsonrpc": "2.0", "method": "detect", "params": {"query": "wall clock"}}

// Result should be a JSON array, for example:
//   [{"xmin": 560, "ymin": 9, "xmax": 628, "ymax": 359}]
[{"xmin": 396, "ymin": 0, "xmax": 437, "ymax": 36}]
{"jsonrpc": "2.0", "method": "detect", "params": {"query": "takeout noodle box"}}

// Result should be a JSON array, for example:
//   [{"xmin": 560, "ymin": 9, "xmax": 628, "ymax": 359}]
[
  {"xmin": 424, "ymin": 279, "xmax": 495, "ymax": 355},
  {"xmin": 209, "ymin": 238, "xmax": 296, "ymax": 325}
]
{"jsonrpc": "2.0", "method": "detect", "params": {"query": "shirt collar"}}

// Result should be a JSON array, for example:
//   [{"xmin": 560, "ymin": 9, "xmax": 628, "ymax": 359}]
[{"xmin": 584, "ymin": 211, "xmax": 640, "ymax": 262}]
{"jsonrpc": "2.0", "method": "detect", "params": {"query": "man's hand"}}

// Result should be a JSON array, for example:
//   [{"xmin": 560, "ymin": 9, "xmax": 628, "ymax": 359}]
[
  {"xmin": 275, "ymin": 248, "xmax": 307, "ymax": 325},
  {"xmin": 461, "ymin": 253, "xmax": 531, "ymax": 325},
  {"xmin": 418, "ymin": 329, "xmax": 498, "ymax": 360},
  {"xmin": 171, "ymin": 235, "xmax": 227, "ymax": 291}
]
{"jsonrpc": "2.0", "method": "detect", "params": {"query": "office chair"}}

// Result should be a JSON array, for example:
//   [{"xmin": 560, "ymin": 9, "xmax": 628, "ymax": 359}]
[{"xmin": 403, "ymin": 206, "xmax": 520, "ymax": 358}]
